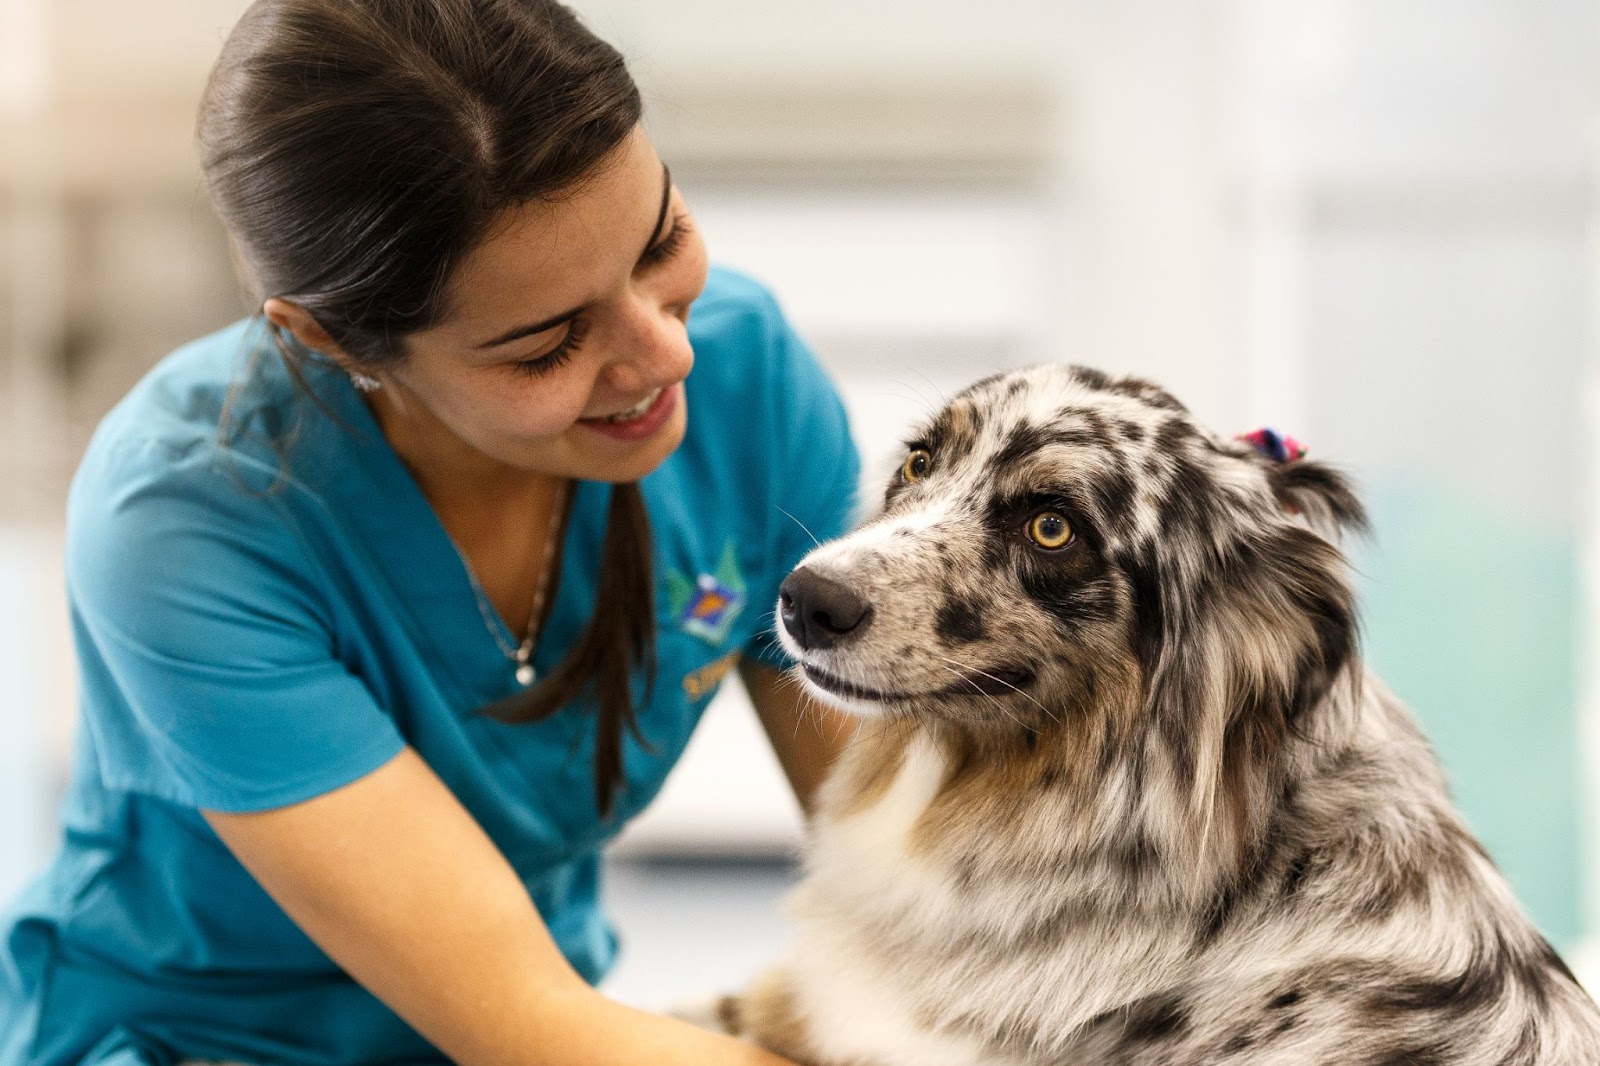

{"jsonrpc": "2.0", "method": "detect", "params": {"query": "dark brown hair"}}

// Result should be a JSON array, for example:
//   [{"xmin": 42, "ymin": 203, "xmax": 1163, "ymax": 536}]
[{"xmin": 199, "ymin": 0, "xmax": 654, "ymax": 815}]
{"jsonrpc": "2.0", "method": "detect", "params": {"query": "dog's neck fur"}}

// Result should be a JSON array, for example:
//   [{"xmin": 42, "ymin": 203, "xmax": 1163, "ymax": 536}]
[
  {"xmin": 800, "ymin": 660, "xmax": 1456, "ymax": 1056},
  {"xmin": 821, "ymin": 657, "xmax": 1371, "ymax": 920}
]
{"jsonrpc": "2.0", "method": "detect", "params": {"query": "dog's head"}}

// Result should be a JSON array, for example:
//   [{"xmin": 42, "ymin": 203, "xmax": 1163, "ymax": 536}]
[{"xmin": 780, "ymin": 365, "xmax": 1365, "ymax": 821}]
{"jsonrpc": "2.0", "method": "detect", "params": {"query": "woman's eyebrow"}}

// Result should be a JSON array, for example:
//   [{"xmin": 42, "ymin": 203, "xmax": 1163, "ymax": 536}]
[
  {"xmin": 473, "ymin": 306, "xmax": 582, "ymax": 350},
  {"xmin": 643, "ymin": 163, "xmax": 673, "ymax": 255},
  {"xmin": 473, "ymin": 164, "xmax": 675, "ymax": 351}
]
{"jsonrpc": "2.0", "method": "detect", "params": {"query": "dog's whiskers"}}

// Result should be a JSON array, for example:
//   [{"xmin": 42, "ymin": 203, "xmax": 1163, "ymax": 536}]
[
  {"xmin": 774, "ymin": 666, "xmax": 867, "ymax": 751},
  {"xmin": 929, "ymin": 651, "xmax": 1059, "ymax": 724},
  {"xmin": 775, "ymin": 506, "xmax": 823, "ymax": 550},
  {"xmin": 925, "ymin": 657, "xmax": 1039, "ymax": 735},
  {"xmin": 888, "ymin": 372, "xmax": 951, "ymax": 421}
]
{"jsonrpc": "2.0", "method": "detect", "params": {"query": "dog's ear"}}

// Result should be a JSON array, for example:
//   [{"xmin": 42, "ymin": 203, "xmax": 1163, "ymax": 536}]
[
  {"xmin": 1267, "ymin": 459, "xmax": 1368, "ymax": 542},
  {"xmin": 1137, "ymin": 522, "xmax": 1358, "ymax": 865}
]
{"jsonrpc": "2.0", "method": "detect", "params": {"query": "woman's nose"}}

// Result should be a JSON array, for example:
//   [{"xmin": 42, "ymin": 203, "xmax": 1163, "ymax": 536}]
[{"xmin": 602, "ymin": 299, "xmax": 693, "ymax": 394}]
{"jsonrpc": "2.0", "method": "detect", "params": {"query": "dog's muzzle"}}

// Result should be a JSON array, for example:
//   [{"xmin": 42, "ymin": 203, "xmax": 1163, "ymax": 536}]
[{"xmin": 779, "ymin": 567, "xmax": 872, "ymax": 651}]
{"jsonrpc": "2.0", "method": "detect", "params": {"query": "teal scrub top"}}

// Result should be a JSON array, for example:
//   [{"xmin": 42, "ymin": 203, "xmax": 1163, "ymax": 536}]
[{"xmin": 0, "ymin": 267, "xmax": 860, "ymax": 1066}]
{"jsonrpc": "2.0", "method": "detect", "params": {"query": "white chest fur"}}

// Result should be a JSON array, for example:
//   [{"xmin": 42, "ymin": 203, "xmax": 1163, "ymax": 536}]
[
  {"xmin": 782, "ymin": 738, "xmax": 1030, "ymax": 1066},
  {"xmin": 817, "ymin": 735, "xmax": 946, "ymax": 872}
]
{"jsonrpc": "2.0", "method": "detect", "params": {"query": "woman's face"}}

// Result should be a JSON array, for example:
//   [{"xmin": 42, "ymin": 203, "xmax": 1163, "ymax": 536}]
[{"xmin": 371, "ymin": 127, "xmax": 709, "ymax": 486}]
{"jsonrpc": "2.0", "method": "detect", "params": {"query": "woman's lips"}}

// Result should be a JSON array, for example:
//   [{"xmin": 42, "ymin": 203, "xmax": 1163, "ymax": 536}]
[{"xmin": 576, "ymin": 383, "xmax": 680, "ymax": 442}]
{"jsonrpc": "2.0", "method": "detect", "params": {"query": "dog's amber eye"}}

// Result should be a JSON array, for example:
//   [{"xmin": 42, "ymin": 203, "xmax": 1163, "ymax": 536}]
[
  {"xmin": 902, "ymin": 449, "xmax": 932, "ymax": 482},
  {"xmin": 1027, "ymin": 512, "xmax": 1074, "ymax": 549}
]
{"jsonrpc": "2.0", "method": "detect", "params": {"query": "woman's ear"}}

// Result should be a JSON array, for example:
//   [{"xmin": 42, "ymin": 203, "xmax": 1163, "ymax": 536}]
[{"xmin": 262, "ymin": 298, "xmax": 349, "ymax": 365}]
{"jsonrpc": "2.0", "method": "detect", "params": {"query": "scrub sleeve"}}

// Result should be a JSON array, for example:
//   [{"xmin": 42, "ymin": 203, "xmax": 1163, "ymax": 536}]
[{"xmin": 0, "ymin": 266, "xmax": 861, "ymax": 1066}]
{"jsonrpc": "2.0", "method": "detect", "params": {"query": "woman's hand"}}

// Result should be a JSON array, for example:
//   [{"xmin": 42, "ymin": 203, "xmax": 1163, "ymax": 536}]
[{"xmin": 204, "ymin": 747, "xmax": 798, "ymax": 1066}]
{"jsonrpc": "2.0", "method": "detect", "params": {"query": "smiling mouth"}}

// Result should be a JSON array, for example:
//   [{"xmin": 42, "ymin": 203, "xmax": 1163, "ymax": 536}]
[
  {"xmin": 801, "ymin": 662, "xmax": 1036, "ymax": 702},
  {"xmin": 582, "ymin": 387, "xmax": 664, "ymax": 424}
]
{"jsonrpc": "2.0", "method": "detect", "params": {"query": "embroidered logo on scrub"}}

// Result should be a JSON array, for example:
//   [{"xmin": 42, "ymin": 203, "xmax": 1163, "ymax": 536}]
[
  {"xmin": 683, "ymin": 650, "xmax": 740, "ymax": 700},
  {"xmin": 666, "ymin": 542, "xmax": 746, "ymax": 646}
]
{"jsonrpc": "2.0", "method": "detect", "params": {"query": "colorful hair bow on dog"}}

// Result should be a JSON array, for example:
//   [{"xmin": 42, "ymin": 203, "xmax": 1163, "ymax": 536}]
[{"xmin": 1236, "ymin": 427, "xmax": 1307, "ymax": 463}]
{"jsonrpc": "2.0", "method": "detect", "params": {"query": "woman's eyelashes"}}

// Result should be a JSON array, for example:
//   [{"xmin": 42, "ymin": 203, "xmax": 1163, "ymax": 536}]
[
  {"xmin": 510, "ymin": 316, "xmax": 589, "ymax": 378},
  {"xmin": 638, "ymin": 213, "xmax": 691, "ymax": 270},
  {"xmin": 506, "ymin": 212, "xmax": 691, "ymax": 377}
]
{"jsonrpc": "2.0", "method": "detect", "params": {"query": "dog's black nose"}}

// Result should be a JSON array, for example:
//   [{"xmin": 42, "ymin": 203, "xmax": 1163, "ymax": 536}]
[{"xmin": 779, "ymin": 568, "xmax": 872, "ymax": 651}]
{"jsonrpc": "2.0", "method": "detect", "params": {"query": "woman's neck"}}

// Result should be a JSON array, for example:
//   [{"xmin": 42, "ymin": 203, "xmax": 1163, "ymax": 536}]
[
  {"xmin": 364, "ymin": 378, "xmax": 562, "ymax": 521},
  {"xmin": 363, "ymin": 382, "xmax": 571, "ymax": 639}
]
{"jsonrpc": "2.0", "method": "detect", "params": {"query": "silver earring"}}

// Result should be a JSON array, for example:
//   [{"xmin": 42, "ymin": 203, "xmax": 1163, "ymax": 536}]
[{"xmin": 349, "ymin": 371, "xmax": 382, "ymax": 393}]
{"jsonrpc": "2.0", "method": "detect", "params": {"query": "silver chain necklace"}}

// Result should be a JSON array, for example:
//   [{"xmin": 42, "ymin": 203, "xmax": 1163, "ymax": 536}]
[{"xmin": 457, "ymin": 479, "xmax": 571, "ymax": 688}]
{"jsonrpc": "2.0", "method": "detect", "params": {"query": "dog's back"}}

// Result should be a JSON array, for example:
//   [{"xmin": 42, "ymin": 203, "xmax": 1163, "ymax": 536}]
[{"xmin": 724, "ymin": 365, "xmax": 1600, "ymax": 1066}]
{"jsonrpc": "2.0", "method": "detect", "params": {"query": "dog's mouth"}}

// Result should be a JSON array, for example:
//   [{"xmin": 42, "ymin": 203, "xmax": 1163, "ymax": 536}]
[{"xmin": 801, "ymin": 661, "xmax": 1036, "ymax": 703}]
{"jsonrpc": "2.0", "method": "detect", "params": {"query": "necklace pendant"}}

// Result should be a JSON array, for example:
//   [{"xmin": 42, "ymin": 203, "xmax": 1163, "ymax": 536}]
[{"xmin": 515, "ymin": 662, "xmax": 536, "ymax": 686}]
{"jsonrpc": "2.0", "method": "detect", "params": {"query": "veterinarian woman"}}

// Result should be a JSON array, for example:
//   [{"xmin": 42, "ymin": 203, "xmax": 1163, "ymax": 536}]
[{"xmin": 0, "ymin": 2, "xmax": 858, "ymax": 1063}]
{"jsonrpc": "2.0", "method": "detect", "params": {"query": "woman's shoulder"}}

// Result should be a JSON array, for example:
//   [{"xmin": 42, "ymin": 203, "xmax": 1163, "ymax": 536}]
[
  {"xmin": 671, "ymin": 263, "xmax": 857, "ymax": 487},
  {"xmin": 68, "ymin": 319, "xmax": 320, "ymax": 548},
  {"xmin": 692, "ymin": 263, "xmax": 782, "ymax": 316},
  {"xmin": 77, "ymin": 317, "xmax": 334, "ymax": 492},
  {"xmin": 683, "ymin": 265, "xmax": 838, "ymax": 411},
  {"xmin": 686, "ymin": 265, "xmax": 791, "ymax": 366},
  {"xmin": 83, "ymin": 317, "xmax": 288, "ymax": 466}
]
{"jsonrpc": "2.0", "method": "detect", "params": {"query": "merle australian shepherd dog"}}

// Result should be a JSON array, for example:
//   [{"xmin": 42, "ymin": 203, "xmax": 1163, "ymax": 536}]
[{"xmin": 696, "ymin": 366, "xmax": 1600, "ymax": 1065}]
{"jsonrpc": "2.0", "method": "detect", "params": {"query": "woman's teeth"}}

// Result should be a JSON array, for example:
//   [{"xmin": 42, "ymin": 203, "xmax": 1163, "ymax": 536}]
[{"xmin": 603, "ymin": 388, "xmax": 662, "ymax": 423}]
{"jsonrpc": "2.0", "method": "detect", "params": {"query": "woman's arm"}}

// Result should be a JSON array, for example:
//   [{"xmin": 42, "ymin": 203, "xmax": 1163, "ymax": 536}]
[
  {"xmin": 204, "ymin": 747, "xmax": 798, "ymax": 1066},
  {"xmin": 739, "ymin": 659, "xmax": 858, "ymax": 816}
]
